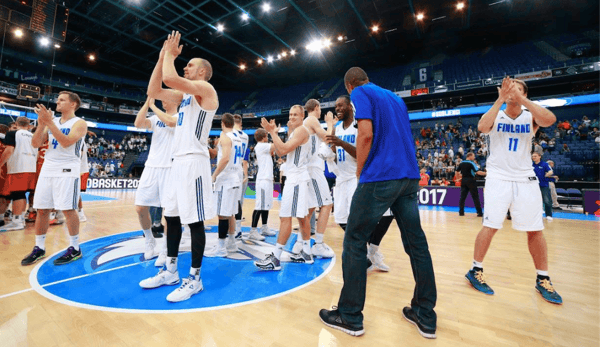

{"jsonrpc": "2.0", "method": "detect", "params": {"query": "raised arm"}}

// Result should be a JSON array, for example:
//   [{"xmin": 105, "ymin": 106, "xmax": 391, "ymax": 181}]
[
  {"xmin": 149, "ymin": 103, "xmax": 177, "ymax": 127},
  {"xmin": 478, "ymin": 77, "xmax": 514, "ymax": 133},
  {"xmin": 134, "ymin": 98, "xmax": 152, "ymax": 129},
  {"xmin": 262, "ymin": 118, "xmax": 308, "ymax": 156},
  {"xmin": 518, "ymin": 97, "xmax": 557, "ymax": 130},
  {"xmin": 147, "ymin": 41, "xmax": 183, "ymax": 105}
]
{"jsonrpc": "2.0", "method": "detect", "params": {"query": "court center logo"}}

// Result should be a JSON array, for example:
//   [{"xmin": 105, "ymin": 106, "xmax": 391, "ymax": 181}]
[{"xmin": 30, "ymin": 228, "xmax": 334, "ymax": 313}]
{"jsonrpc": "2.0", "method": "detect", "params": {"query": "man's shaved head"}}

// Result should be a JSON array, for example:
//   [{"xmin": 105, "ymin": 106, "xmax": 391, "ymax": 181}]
[
  {"xmin": 344, "ymin": 67, "xmax": 369, "ymax": 88},
  {"xmin": 192, "ymin": 58, "xmax": 213, "ymax": 81}
]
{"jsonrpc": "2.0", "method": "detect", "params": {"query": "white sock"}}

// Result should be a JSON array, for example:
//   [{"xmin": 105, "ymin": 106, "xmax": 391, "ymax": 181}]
[
  {"xmin": 49, "ymin": 212, "xmax": 56, "ymax": 220},
  {"xmin": 70, "ymin": 234, "xmax": 80, "ymax": 251},
  {"xmin": 369, "ymin": 243, "xmax": 379, "ymax": 253},
  {"xmin": 315, "ymin": 233, "xmax": 324, "ymax": 244},
  {"xmin": 218, "ymin": 238, "xmax": 226, "ymax": 248},
  {"xmin": 166, "ymin": 256, "xmax": 178, "ymax": 273},
  {"xmin": 471, "ymin": 260, "xmax": 483, "ymax": 270},
  {"xmin": 302, "ymin": 239, "xmax": 311, "ymax": 255},
  {"xmin": 236, "ymin": 220, "xmax": 241, "ymax": 231},
  {"xmin": 536, "ymin": 270, "xmax": 549, "ymax": 277},
  {"xmin": 273, "ymin": 243, "xmax": 285, "ymax": 259},
  {"xmin": 189, "ymin": 267, "xmax": 200, "ymax": 281},
  {"xmin": 13, "ymin": 214, "xmax": 22, "ymax": 223},
  {"xmin": 142, "ymin": 228, "xmax": 153, "ymax": 239},
  {"xmin": 35, "ymin": 235, "xmax": 46, "ymax": 250}
]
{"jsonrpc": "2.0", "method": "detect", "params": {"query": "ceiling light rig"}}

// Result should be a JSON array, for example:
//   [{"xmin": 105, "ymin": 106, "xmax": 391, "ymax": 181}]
[
  {"xmin": 262, "ymin": 3, "xmax": 271, "ymax": 12},
  {"xmin": 241, "ymin": 12, "xmax": 250, "ymax": 21},
  {"xmin": 240, "ymin": 64, "xmax": 246, "ymax": 70},
  {"xmin": 257, "ymin": 58, "xmax": 263, "ymax": 65},
  {"xmin": 39, "ymin": 37, "xmax": 50, "ymax": 46},
  {"xmin": 14, "ymin": 28, "xmax": 24, "ymax": 38},
  {"xmin": 416, "ymin": 13, "xmax": 424, "ymax": 20},
  {"xmin": 457, "ymin": 2, "xmax": 465, "ymax": 10},
  {"xmin": 371, "ymin": 25, "xmax": 379, "ymax": 32},
  {"xmin": 216, "ymin": 24, "xmax": 225, "ymax": 32},
  {"xmin": 267, "ymin": 56, "xmax": 274, "ymax": 63}
]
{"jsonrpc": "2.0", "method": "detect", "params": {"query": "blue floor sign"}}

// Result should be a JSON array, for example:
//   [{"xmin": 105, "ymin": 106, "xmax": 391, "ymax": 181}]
[{"xmin": 30, "ymin": 227, "xmax": 334, "ymax": 313}]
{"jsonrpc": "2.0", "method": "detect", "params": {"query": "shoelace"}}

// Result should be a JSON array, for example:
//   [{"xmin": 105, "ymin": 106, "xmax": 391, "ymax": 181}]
[
  {"xmin": 538, "ymin": 279, "xmax": 555, "ymax": 293},
  {"xmin": 474, "ymin": 271, "xmax": 488, "ymax": 284}
]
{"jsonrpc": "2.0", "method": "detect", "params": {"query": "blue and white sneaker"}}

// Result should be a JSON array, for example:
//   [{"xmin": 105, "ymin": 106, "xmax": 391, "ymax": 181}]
[
  {"xmin": 166, "ymin": 276, "xmax": 203, "ymax": 302},
  {"xmin": 536, "ymin": 278, "xmax": 562, "ymax": 305},
  {"xmin": 254, "ymin": 253, "xmax": 281, "ymax": 271},
  {"xmin": 290, "ymin": 250, "xmax": 314, "ymax": 264},
  {"xmin": 465, "ymin": 268, "xmax": 494, "ymax": 295}
]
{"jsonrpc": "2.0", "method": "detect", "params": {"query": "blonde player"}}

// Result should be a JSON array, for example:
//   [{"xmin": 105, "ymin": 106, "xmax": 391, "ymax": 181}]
[
  {"xmin": 133, "ymin": 97, "xmax": 176, "ymax": 263},
  {"xmin": 289, "ymin": 99, "xmax": 335, "ymax": 258},
  {"xmin": 249, "ymin": 128, "xmax": 276, "ymax": 239},
  {"xmin": 232, "ymin": 114, "xmax": 249, "ymax": 236},
  {"xmin": 21, "ymin": 91, "xmax": 88, "ymax": 266},
  {"xmin": 465, "ymin": 77, "xmax": 562, "ymax": 304},
  {"xmin": 0, "ymin": 117, "xmax": 37, "ymax": 231},
  {"xmin": 204, "ymin": 113, "xmax": 243, "ymax": 257},
  {"xmin": 139, "ymin": 31, "xmax": 217, "ymax": 303},
  {"xmin": 254, "ymin": 105, "xmax": 313, "ymax": 270}
]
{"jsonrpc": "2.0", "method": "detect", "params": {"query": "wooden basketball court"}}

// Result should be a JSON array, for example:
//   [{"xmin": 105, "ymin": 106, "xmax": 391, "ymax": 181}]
[{"xmin": 0, "ymin": 189, "xmax": 598, "ymax": 346}]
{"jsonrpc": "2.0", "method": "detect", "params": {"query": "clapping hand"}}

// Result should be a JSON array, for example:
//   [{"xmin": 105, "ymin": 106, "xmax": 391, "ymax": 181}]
[
  {"xmin": 261, "ymin": 117, "xmax": 277, "ymax": 133},
  {"xmin": 164, "ymin": 31, "xmax": 183, "ymax": 58},
  {"xmin": 34, "ymin": 104, "xmax": 53, "ymax": 126}
]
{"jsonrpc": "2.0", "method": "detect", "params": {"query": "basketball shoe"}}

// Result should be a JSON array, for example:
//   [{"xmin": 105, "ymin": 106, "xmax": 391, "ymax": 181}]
[
  {"xmin": 53, "ymin": 246, "xmax": 82, "ymax": 265},
  {"xmin": 21, "ymin": 246, "xmax": 46, "ymax": 266},
  {"xmin": 536, "ymin": 277, "xmax": 562, "ymax": 304},
  {"xmin": 290, "ymin": 250, "xmax": 314, "ymax": 264},
  {"xmin": 254, "ymin": 253, "xmax": 281, "ymax": 271},
  {"xmin": 166, "ymin": 276, "xmax": 203, "ymax": 302},
  {"xmin": 312, "ymin": 242, "xmax": 335, "ymax": 258},
  {"xmin": 465, "ymin": 268, "xmax": 494, "ymax": 295},
  {"xmin": 319, "ymin": 307, "xmax": 365, "ymax": 337},
  {"xmin": 205, "ymin": 244, "xmax": 227, "ymax": 258},
  {"xmin": 139, "ymin": 268, "xmax": 180, "ymax": 288},
  {"xmin": 402, "ymin": 306, "xmax": 437, "ymax": 339},
  {"xmin": 367, "ymin": 245, "xmax": 390, "ymax": 272},
  {"xmin": 247, "ymin": 228, "xmax": 265, "ymax": 241},
  {"xmin": 260, "ymin": 225, "xmax": 277, "ymax": 236}
]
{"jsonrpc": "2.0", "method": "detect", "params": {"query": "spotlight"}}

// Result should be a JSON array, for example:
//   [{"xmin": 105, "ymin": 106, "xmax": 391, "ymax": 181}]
[
  {"xmin": 337, "ymin": 35, "xmax": 344, "ymax": 41},
  {"xmin": 371, "ymin": 25, "xmax": 379, "ymax": 32},
  {"xmin": 262, "ymin": 3, "xmax": 271, "ymax": 12},
  {"xmin": 290, "ymin": 49, "xmax": 296, "ymax": 56},
  {"xmin": 457, "ymin": 2, "xmax": 465, "ymax": 10},
  {"xmin": 267, "ymin": 56, "xmax": 274, "ymax": 63},
  {"xmin": 282, "ymin": 51, "xmax": 287, "ymax": 57},
  {"xmin": 88, "ymin": 54, "xmax": 96, "ymax": 61},
  {"xmin": 323, "ymin": 39, "xmax": 331, "ymax": 47},
  {"xmin": 241, "ymin": 12, "xmax": 250, "ymax": 21},
  {"xmin": 416, "ymin": 13, "xmax": 424, "ymax": 20},
  {"xmin": 277, "ymin": 54, "xmax": 282, "ymax": 59},
  {"xmin": 257, "ymin": 58, "xmax": 263, "ymax": 65},
  {"xmin": 14, "ymin": 28, "xmax": 24, "ymax": 38},
  {"xmin": 54, "ymin": 44, "xmax": 61, "ymax": 49},
  {"xmin": 40, "ymin": 37, "xmax": 50, "ymax": 46},
  {"xmin": 216, "ymin": 24, "xmax": 224, "ymax": 32},
  {"xmin": 240, "ymin": 64, "xmax": 246, "ymax": 70}
]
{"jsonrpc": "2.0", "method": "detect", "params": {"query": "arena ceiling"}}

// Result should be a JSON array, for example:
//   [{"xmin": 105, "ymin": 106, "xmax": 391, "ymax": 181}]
[{"xmin": 2, "ymin": 0, "xmax": 598, "ymax": 91}]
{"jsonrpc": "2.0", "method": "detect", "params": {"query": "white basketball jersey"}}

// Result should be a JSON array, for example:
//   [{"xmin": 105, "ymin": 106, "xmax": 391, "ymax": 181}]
[
  {"xmin": 486, "ymin": 109, "xmax": 536, "ymax": 182},
  {"xmin": 285, "ymin": 126, "xmax": 311, "ymax": 181},
  {"xmin": 334, "ymin": 119, "xmax": 358, "ymax": 183},
  {"xmin": 80, "ymin": 141, "xmax": 88, "ymax": 175},
  {"xmin": 7, "ymin": 129, "xmax": 37, "ymax": 174},
  {"xmin": 40, "ymin": 117, "xmax": 84, "ymax": 178},
  {"xmin": 145, "ymin": 115, "xmax": 175, "ymax": 168},
  {"xmin": 216, "ymin": 130, "xmax": 242, "ymax": 185},
  {"xmin": 237, "ymin": 129, "xmax": 249, "ymax": 180},
  {"xmin": 172, "ymin": 94, "xmax": 216, "ymax": 158},
  {"xmin": 303, "ymin": 118, "xmax": 325, "ymax": 170},
  {"xmin": 255, "ymin": 142, "xmax": 273, "ymax": 181}
]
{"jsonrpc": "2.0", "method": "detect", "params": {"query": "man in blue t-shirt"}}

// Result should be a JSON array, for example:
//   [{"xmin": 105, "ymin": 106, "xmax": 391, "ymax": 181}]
[
  {"xmin": 319, "ymin": 67, "xmax": 437, "ymax": 339},
  {"xmin": 532, "ymin": 152, "xmax": 553, "ymax": 221}
]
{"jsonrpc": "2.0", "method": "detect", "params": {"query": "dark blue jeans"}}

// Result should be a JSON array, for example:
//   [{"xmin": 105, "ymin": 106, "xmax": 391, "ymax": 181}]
[
  {"xmin": 337, "ymin": 179, "xmax": 437, "ymax": 330},
  {"xmin": 540, "ymin": 186, "xmax": 552, "ymax": 217}
]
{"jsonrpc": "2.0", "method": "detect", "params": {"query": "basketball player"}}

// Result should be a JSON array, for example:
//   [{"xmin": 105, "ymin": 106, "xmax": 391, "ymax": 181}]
[
  {"xmin": 139, "ymin": 31, "xmax": 217, "ymax": 303},
  {"xmin": 465, "ymin": 77, "xmax": 562, "ymax": 304},
  {"xmin": 289, "ymin": 99, "xmax": 335, "ymax": 258},
  {"xmin": 204, "ymin": 113, "xmax": 242, "ymax": 257},
  {"xmin": 326, "ymin": 95, "xmax": 391, "ymax": 272},
  {"xmin": 77, "ymin": 140, "xmax": 89, "ymax": 222},
  {"xmin": 232, "ymin": 114, "xmax": 250, "ymax": 236},
  {"xmin": 0, "ymin": 124, "xmax": 11, "ymax": 227},
  {"xmin": 133, "ymin": 97, "xmax": 176, "ymax": 263},
  {"xmin": 254, "ymin": 105, "xmax": 313, "ymax": 270},
  {"xmin": 249, "ymin": 128, "xmax": 276, "ymax": 239},
  {"xmin": 21, "ymin": 91, "xmax": 88, "ymax": 266},
  {"xmin": 0, "ymin": 117, "xmax": 37, "ymax": 231}
]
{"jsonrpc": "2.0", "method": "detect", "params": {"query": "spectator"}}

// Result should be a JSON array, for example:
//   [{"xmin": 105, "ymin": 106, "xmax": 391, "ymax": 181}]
[
  {"xmin": 419, "ymin": 167, "xmax": 430, "ymax": 186},
  {"xmin": 532, "ymin": 152, "xmax": 553, "ymax": 221},
  {"xmin": 533, "ymin": 141, "xmax": 543, "ymax": 155},
  {"xmin": 561, "ymin": 143, "xmax": 570, "ymax": 153},
  {"xmin": 546, "ymin": 160, "xmax": 561, "ymax": 210}
]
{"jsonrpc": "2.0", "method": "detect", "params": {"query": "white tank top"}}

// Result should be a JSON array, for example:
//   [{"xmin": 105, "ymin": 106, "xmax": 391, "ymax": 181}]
[
  {"xmin": 303, "ymin": 118, "xmax": 325, "ymax": 170},
  {"xmin": 7, "ymin": 129, "xmax": 37, "ymax": 174},
  {"xmin": 236, "ymin": 129, "xmax": 249, "ymax": 180},
  {"xmin": 485, "ymin": 109, "xmax": 537, "ymax": 182},
  {"xmin": 80, "ymin": 141, "xmax": 88, "ymax": 175},
  {"xmin": 334, "ymin": 119, "xmax": 358, "ymax": 183},
  {"xmin": 172, "ymin": 94, "xmax": 216, "ymax": 158},
  {"xmin": 285, "ymin": 126, "xmax": 311, "ymax": 181},
  {"xmin": 255, "ymin": 142, "xmax": 273, "ymax": 180},
  {"xmin": 145, "ymin": 115, "xmax": 175, "ymax": 168},
  {"xmin": 40, "ymin": 117, "xmax": 84, "ymax": 178},
  {"xmin": 216, "ymin": 130, "xmax": 242, "ymax": 185}
]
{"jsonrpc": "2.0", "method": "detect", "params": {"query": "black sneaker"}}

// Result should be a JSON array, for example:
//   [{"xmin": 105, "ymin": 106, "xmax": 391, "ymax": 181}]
[
  {"xmin": 53, "ymin": 246, "xmax": 83, "ymax": 265},
  {"xmin": 458, "ymin": 212, "xmax": 465, "ymax": 216},
  {"xmin": 21, "ymin": 246, "xmax": 46, "ymax": 266},
  {"xmin": 319, "ymin": 307, "xmax": 365, "ymax": 336},
  {"xmin": 477, "ymin": 213, "xmax": 483, "ymax": 217},
  {"xmin": 402, "ymin": 307, "xmax": 437, "ymax": 339},
  {"xmin": 151, "ymin": 224, "xmax": 164, "ymax": 238}
]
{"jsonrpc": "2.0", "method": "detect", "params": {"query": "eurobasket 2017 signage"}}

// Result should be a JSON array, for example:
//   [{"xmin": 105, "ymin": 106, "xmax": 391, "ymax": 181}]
[{"xmin": 86, "ymin": 178, "xmax": 140, "ymax": 189}]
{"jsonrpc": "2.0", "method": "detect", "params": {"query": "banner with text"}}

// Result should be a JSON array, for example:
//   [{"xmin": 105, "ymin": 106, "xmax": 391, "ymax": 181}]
[
  {"xmin": 417, "ymin": 186, "xmax": 485, "ymax": 208},
  {"xmin": 454, "ymin": 80, "xmax": 483, "ymax": 90},
  {"xmin": 87, "ymin": 178, "xmax": 140, "ymax": 189},
  {"xmin": 582, "ymin": 189, "xmax": 600, "ymax": 215}
]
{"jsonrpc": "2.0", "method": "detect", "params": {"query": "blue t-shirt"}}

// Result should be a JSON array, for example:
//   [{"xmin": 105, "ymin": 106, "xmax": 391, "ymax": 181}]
[
  {"xmin": 352, "ymin": 82, "xmax": 420, "ymax": 183},
  {"xmin": 532, "ymin": 160, "xmax": 552, "ymax": 187}
]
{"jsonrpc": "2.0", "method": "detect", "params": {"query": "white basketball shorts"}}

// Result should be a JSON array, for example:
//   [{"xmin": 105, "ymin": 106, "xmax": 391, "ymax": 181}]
[
  {"xmin": 255, "ymin": 179, "xmax": 274, "ymax": 211},
  {"xmin": 135, "ymin": 167, "xmax": 171, "ymax": 207},
  {"xmin": 164, "ymin": 156, "xmax": 215, "ymax": 224},
  {"xmin": 482, "ymin": 177, "xmax": 544, "ymax": 232},
  {"xmin": 307, "ymin": 167, "xmax": 333, "ymax": 208},
  {"xmin": 33, "ymin": 176, "xmax": 80, "ymax": 211},
  {"xmin": 280, "ymin": 179, "xmax": 309, "ymax": 218},
  {"xmin": 214, "ymin": 178, "xmax": 240, "ymax": 217},
  {"xmin": 334, "ymin": 178, "xmax": 357, "ymax": 224}
]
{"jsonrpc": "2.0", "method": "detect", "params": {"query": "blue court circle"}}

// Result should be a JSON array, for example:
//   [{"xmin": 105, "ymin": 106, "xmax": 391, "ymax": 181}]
[{"xmin": 30, "ymin": 228, "xmax": 335, "ymax": 313}]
